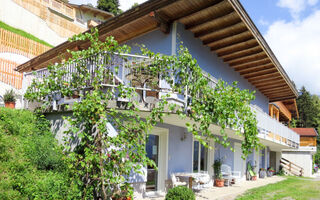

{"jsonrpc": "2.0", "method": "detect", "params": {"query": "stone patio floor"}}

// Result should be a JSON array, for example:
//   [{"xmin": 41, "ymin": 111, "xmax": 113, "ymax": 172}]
[{"xmin": 142, "ymin": 176, "xmax": 285, "ymax": 200}]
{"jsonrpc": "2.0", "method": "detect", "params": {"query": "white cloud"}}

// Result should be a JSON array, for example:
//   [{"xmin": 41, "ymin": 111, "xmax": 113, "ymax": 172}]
[
  {"xmin": 277, "ymin": 0, "xmax": 318, "ymax": 18},
  {"xmin": 119, "ymin": 0, "xmax": 147, "ymax": 11},
  {"xmin": 264, "ymin": 10, "xmax": 320, "ymax": 94}
]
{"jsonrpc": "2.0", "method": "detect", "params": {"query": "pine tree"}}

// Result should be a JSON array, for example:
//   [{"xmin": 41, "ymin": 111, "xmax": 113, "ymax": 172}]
[{"xmin": 97, "ymin": 0, "xmax": 122, "ymax": 16}]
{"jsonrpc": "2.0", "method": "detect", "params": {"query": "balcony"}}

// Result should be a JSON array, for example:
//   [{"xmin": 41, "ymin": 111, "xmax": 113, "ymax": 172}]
[
  {"xmin": 23, "ymin": 53, "xmax": 300, "ymax": 148},
  {"xmin": 252, "ymin": 105, "xmax": 300, "ymax": 148}
]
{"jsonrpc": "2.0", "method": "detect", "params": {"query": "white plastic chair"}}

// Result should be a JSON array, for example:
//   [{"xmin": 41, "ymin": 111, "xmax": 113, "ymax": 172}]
[
  {"xmin": 221, "ymin": 164, "xmax": 241, "ymax": 185},
  {"xmin": 171, "ymin": 174, "xmax": 188, "ymax": 187}
]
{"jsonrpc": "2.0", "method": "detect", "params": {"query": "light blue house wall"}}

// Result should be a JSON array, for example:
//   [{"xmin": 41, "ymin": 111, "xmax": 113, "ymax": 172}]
[
  {"xmin": 125, "ymin": 23, "xmax": 269, "ymax": 113},
  {"xmin": 157, "ymin": 124, "xmax": 193, "ymax": 177}
]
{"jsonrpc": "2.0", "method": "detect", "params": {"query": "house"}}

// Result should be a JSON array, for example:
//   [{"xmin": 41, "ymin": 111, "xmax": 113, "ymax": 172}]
[
  {"xmin": 16, "ymin": 0, "xmax": 302, "ymax": 198},
  {"xmin": 0, "ymin": 0, "xmax": 113, "ymax": 107},
  {"xmin": 282, "ymin": 128, "xmax": 318, "ymax": 177}
]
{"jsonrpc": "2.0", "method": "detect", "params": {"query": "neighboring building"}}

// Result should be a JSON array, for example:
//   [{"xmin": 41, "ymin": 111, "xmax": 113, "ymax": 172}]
[
  {"xmin": 282, "ymin": 128, "xmax": 318, "ymax": 177},
  {"xmin": 16, "ymin": 0, "xmax": 303, "ymax": 198},
  {"xmin": 0, "ymin": 0, "xmax": 112, "ymax": 108},
  {"xmin": 0, "ymin": 0, "xmax": 113, "ymax": 46}
]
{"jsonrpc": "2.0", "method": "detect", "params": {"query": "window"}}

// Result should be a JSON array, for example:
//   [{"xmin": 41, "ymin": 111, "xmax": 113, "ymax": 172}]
[{"xmin": 193, "ymin": 140, "xmax": 208, "ymax": 172}]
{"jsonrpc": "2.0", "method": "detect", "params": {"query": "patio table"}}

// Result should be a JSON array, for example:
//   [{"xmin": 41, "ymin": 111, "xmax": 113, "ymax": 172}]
[{"xmin": 175, "ymin": 172, "xmax": 211, "ymax": 189}]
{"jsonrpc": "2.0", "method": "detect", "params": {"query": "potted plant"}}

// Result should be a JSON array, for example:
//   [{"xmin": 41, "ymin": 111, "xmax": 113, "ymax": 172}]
[
  {"xmin": 247, "ymin": 162, "xmax": 257, "ymax": 181},
  {"xmin": 267, "ymin": 167, "xmax": 275, "ymax": 177},
  {"xmin": 213, "ymin": 159, "xmax": 224, "ymax": 187},
  {"xmin": 3, "ymin": 89, "xmax": 16, "ymax": 108},
  {"xmin": 259, "ymin": 168, "xmax": 266, "ymax": 178}
]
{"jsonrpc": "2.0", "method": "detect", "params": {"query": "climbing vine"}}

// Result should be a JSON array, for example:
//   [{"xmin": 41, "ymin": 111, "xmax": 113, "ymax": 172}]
[{"xmin": 25, "ymin": 28, "xmax": 260, "ymax": 199}]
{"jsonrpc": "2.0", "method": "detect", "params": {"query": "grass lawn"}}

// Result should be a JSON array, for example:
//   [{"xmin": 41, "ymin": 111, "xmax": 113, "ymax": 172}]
[
  {"xmin": 0, "ymin": 21, "xmax": 53, "ymax": 47},
  {"xmin": 237, "ymin": 176, "xmax": 320, "ymax": 200}
]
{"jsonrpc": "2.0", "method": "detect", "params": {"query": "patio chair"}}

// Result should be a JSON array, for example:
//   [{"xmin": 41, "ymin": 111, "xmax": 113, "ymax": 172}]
[
  {"xmin": 171, "ymin": 174, "xmax": 188, "ymax": 188},
  {"xmin": 221, "ymin": 164, "xmax": 241, "ymax": 186}
]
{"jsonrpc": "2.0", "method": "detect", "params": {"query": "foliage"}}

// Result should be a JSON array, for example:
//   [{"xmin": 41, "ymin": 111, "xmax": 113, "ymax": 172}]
[
  {"xmin": 295, "ymin": 86, "xmax": 320, "ymax": 164},
  {"xmin": 97, "ymin": 0, "xmax": 122, "ymax": 15},
  {"xmin": 3, "ymin": 89, "xmax": 16, "ymax": 103},
  {"xmin": 213, "ymin": 159, "xmax": 223, "ymax": 180},
  {"xmin": 236, "ymin": 176, "xmax": 320, "ymax": 200},
  {"xmin": 0, "ymin": 21, "xmax": 53, "ymax": 47},
  {"xmin": 0, "ymin": 108, "xmax": 80, "ymax": 199},
  {"xmin": 296, "ymin": 86, "xmax": 320, "ymax": 128},
  {"xmin": 25, "ymin": 28, "xmax": 260, "ymax": 199},
  {"xmin": 165, "ymin": 186, "xmax": 195, "ymax": 200},
  {"xmin": 130, "ymin": 2, "xmax": 140, "ymax": 9}
]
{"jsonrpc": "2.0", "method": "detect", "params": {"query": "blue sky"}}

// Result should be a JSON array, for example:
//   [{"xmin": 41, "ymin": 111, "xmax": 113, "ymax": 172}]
[
  {"xmin": 240, "ymin": 0, "xmax": 320, "ymax": 95},
  {"xmin": 70, "ymin": 0, "xmax": 320, "ymax": 95}
]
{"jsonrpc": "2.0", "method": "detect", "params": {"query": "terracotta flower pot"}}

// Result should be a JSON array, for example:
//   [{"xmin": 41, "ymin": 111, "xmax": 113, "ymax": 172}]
[
  {"xmin": 5, "ymin": 102, "xmax": 15, "ymax": 109},
  {"xmin": 214, "ymin": 179, "xmax": 225, "ymax": 187},
  {"xmin": 252, "ymin": 175, "xmax": 257, "ymax": 181}
]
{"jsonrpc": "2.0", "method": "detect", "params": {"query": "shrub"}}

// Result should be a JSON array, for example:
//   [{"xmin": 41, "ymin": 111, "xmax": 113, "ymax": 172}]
[
  {"xmin": 165, "ymin": 186, "xmax": 195, "ymax": 200},
  {"xmin": 3, "ymin": 89, "xmax": 16, "ymax": 103},
  {"xmin": 0, "ymin": 108, "xmax": 80, "ymax": 199}
]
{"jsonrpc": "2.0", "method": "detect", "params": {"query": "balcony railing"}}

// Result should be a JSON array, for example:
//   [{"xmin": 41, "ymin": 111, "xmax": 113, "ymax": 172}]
[
  {"xmin": 23, "ymin": 53, "xmax": 300, "ymax": 148},
  {"xmin": 251, "ymin": 105, "xmax": 300, "ymax": 148}
]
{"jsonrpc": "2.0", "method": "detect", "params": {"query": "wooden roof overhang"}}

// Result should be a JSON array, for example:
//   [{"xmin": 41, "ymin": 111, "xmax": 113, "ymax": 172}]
[{"xmin": 16, "ymin": 0, "xmax": 298, "ymax": 102}]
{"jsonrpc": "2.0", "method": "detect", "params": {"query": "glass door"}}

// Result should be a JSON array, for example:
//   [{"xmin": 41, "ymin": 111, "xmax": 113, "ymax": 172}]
[
  {"xmin": 146, "ymin": 134, "xmax": 159, "ymax": 191},
  {"xmin": 193, "ymin": 140, "xmax": 208, "ymax": 172}
]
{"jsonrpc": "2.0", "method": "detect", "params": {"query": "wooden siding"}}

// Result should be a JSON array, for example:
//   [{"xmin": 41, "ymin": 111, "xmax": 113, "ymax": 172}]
[
  {"xmin": 300, "ymin": 136, "xmax": 317, "ymax": 147},
  {"xmin": 13, "ymin": 0, "xmax": 85, "ymax": 38}
]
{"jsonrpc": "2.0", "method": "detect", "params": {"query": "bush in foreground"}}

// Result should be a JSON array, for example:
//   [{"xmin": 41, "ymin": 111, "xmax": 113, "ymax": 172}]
[
  {"xmin": 165, "ymin": 186, "xmax": 195, "ymax": 200},
  {"xmin": 0, "ymin": 108, "xmax": 80, "ymax": 199}
]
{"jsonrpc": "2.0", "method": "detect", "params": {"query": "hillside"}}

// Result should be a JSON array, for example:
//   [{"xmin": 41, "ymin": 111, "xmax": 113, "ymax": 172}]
[{"xmin": 0, "ymin": 108, "xmax": 79, "ymax": 199}]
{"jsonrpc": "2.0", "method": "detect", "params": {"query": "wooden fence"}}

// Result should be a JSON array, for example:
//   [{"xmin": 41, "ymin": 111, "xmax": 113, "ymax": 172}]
[
  {"xmin": 0, "ymin": 59, "xmax": 23, "ymax": 89},
  {"xmin": 0, "ymin": 28, "xmax": 51, "ymax": 58},
  {"xmin": 0, "ymin": 28, "xmax": 51, "ymax": 89}
]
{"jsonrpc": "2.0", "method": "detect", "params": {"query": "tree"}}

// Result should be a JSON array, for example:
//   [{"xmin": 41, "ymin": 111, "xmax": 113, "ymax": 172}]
[
  {"xmin": 25, "ymin": 28, "xmax": 260, "ymax": 199},
  {"xmin": 130, "ymin": 2, "xmax": 139, "ymax": 9},
  {"xmin": 296, "ymin": 86, "xmax": 320, "ymax": 128},
  {"xmin": 97, "ymin": 0, "xmax": 122, "ymax": 16}
]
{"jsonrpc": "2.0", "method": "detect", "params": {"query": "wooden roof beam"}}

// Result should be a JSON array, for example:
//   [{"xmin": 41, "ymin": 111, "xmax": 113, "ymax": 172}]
[
  {"xmin": 250, "ymin": 76, "xmax": 283, "ymax": 84},
  {"xmin": 228, "ymin": 51, "xmax": 267, "ymax": 66},
  {"xmin": 176, "ymin": 0, "xmax": 226, "ymax": 22},
  {"xmin": 206, "ymin": 31, "xmax": 253, "ymax": 50},
  {"xmin": 256, "ymin": 83, "xmax": 288, "ymax": 90},
  {"xmin": 197, "ymin": 21, "xmax": 245, "ymax": 40},
  {"xmin": 186, "ymin": 10, "xmax": 236, "ymax": 31},
  {"xmin": 237, "ymin": 63, "xmax": 274, "ymax": 74},
  {"xmin": 269, "ymin": 96, "xmax": 297, "ymax": 102},
  {"xmin": 248, "ymin": 72, "xmax": 280, "ymax": 82},
  {"xmin": 253, "ymin": 79, "xmax": 286, "ymax": 88},
  {"xmin": 222, "ymin": 46, "xmax": 262, "ymax": 61},
  {"xmin": 242, "ymin": 68, "xmax": 277, "ymax": 78},
  {"xmin": 214, "ymin": 38, "xmax": 258, "ymax": 55},
  {"xmin": 150, "ymin": 11, "xmax": 171, "ymax": 34},
  {"xmin": 232, "ymin": 57, "xmax": 270, "ymax": 70},
  {"xmin": 260, "ymin": 86, "xmax": 291, "ymax": 93}
]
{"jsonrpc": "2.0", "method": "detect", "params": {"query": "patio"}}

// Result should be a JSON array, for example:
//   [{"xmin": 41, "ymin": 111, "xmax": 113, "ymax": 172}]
[{"xmin": 140, "ymin": 176, "xmax": 285, "ymax": 200}]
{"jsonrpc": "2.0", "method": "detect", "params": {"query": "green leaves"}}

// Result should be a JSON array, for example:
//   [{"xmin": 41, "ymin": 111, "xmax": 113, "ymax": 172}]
[{"xmin": 24, "ymin": 28, "xmax": 260, "ymax": 199}]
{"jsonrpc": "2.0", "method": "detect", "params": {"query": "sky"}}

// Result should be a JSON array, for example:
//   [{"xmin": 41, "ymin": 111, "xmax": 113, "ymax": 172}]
[{"xmin": 69, "ymin": 0, "xmax": 320, "ymax": 95}]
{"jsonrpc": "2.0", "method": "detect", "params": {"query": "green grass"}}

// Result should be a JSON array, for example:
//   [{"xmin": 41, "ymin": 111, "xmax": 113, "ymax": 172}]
[
  {"xmin": 0, "ymin": 21, "xmax": 53, "ymax": 47},
  {"xmin": 237, "ymin": 176, "xmax": 320, "ymax": 200}
]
